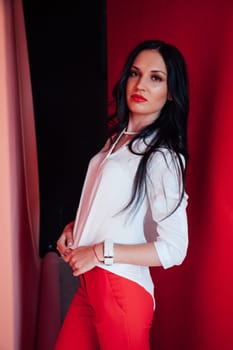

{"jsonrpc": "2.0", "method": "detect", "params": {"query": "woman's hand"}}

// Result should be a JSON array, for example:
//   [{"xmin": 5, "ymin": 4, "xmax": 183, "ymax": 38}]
[
  {"xmin": 56, "ymin": 221, "xmax": 75, "ymax": 260},
  {"xmin": 67, "ymin": 245, "xmax": 100, "ymax": 276}
]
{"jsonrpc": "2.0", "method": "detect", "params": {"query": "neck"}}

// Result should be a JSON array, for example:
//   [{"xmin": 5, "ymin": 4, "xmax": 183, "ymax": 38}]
[{"xmin": 126, "ymin": 118, "xmax": 145, "ymax": 135}]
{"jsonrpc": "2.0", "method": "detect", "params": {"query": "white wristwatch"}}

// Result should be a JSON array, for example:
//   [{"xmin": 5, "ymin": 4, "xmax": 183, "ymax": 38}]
[{"xmin": 104, "ymin": 239, "xmax": 114, "ymax": 265}]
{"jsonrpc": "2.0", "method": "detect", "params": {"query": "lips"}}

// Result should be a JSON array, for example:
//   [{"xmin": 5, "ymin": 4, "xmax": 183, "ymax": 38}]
[{"xmin": 131, "ymin": 94, "xmax": 148, "ymax": 102}]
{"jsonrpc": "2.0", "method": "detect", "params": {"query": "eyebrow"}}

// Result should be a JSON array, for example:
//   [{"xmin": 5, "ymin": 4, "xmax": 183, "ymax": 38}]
[{"xmin": 131, "ymin": 65, "xmax": 167, "ymax": 76}]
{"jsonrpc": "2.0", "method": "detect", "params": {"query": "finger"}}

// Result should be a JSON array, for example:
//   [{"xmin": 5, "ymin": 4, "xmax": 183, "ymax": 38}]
[
  {"xmin": 57, "ymin": 234, "xmax": 67, "ymax": 252},
  {"xmin": 63, "ymin": 248, "xmax": 72, "ymax": 256},
  {"xmin": 65, "ymin": 231, "xmax": 74, "ymax": 247},
  {"xmin": 68, "ymin": 256, "xmax": 77, "ymax": 269},
  {"xmin": 62, "ymin": 250, "xmax": 72, "ymax": 262},
  {"xmin": 72, "ymin": 268, "xmax": 81, "ymax": 277},
  {"xmin": 60, "ymin": 254, "xmax": 66, "ymax": 261}
]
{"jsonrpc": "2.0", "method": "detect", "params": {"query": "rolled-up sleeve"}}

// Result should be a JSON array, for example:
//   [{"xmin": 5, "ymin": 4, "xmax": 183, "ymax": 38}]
[{"xmin": 147, "ymin": 150, "xmax": 189, "ymax": 269}]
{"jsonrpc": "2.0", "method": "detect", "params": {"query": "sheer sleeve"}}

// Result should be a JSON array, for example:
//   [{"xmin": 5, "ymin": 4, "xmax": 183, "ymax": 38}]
[{"xmin": 147, "ymin": 150, "xmax": 189, "ymax": 269}]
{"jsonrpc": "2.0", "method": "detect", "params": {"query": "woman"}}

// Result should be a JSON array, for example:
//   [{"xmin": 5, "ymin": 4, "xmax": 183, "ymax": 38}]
[{"xmin": 55, "ymin": 39, "xmax": 189, "ymax": 350}]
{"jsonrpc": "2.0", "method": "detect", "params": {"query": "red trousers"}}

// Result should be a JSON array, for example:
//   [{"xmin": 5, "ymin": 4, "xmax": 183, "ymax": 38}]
[{"xmin": 54, "ymin": 267, "xmax": 154, "ymax": 350}]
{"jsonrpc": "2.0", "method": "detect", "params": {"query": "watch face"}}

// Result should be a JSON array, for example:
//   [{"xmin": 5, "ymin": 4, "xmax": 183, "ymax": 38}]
[{"xmin": 104, "ymin": 257, "xmax": 114, "ymax": 265}]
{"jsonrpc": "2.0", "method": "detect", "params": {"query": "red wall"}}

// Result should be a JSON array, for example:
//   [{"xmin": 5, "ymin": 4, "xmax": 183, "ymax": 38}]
[{"xmin": 106, "ymin": 1, "xmax": 233, "ymax": 349}]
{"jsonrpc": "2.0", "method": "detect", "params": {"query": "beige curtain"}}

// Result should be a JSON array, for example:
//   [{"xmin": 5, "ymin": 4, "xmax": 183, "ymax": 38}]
[{"xmin": 0, "ymin": 0, "xmax": 40, "ymax": 349}]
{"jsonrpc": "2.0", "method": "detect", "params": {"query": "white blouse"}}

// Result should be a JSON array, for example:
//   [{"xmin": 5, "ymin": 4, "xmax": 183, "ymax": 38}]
[{"xmin": 72, "ymin": 130, "xmax": 189, "ymax": 306}]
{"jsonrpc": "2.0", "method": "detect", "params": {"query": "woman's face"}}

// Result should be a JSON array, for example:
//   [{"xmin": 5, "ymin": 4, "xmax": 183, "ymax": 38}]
[{"xmin": 126, "ymin": 49, "xmax": 169, "ymax": 125}]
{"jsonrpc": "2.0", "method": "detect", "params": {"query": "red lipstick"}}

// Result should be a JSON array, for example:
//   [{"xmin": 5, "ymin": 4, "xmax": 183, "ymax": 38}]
[{"xmin": 131, "ymin": 94, "xmax": 148, "ymax": 102}]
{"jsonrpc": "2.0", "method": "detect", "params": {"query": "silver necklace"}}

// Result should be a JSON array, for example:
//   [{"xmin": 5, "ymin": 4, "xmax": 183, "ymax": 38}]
[{"xmin": 123, "ymin": 128, "xmax": 138, "ymax": 135}]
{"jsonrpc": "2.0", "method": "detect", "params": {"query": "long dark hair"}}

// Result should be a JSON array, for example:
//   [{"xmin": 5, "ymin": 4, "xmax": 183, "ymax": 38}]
[{"xmin": 108, "ymin": 39, "xmax": 189, "ymax": 217}]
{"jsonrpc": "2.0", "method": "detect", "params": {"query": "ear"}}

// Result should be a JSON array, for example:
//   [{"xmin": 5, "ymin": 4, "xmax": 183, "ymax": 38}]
[{"xmin": 167, "ymin": 92, "xmax": 173, "ymax": 101}]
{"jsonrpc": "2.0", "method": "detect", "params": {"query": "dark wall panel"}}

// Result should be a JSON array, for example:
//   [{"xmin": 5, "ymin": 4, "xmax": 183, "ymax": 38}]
[{"xmin": 22, "ymin": 1, "xmax": 108, "ymax": 257}]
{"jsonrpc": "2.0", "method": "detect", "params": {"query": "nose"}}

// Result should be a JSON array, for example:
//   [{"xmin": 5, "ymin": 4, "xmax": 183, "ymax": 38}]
[{"xmin": 135, "ymin": 75, "xmax": 146, "ymax": 91}]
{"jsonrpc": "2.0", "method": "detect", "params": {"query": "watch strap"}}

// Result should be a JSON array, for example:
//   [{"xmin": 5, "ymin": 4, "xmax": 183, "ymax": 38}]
[{"xmin": 104, "ymin": 239, "xmax": 114, "ymax": 265}]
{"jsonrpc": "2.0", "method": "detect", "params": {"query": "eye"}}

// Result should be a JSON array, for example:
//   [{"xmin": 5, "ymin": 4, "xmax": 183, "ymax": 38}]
[
  {"xmin": 129, "ymin": 69, "xmax": 139, "ymax": 77},
  {"xmin": 151, "ymin": 74, "xmax": 162, "ymax": 82}
]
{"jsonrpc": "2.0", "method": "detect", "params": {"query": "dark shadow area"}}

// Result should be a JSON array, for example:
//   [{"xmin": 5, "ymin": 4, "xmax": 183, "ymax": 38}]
[{"xmin": 22, "ymin": 1, "xmax": 108, "ymax": 257}]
